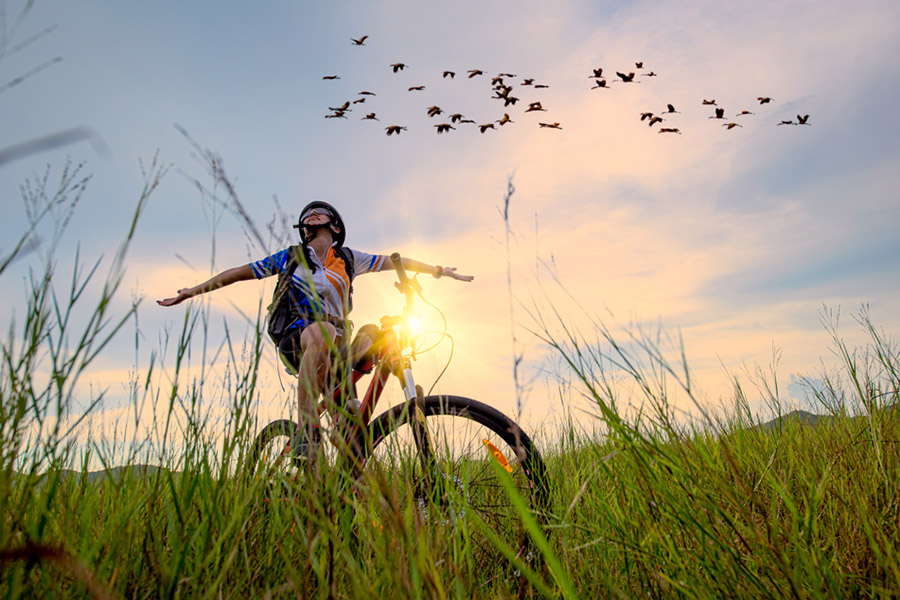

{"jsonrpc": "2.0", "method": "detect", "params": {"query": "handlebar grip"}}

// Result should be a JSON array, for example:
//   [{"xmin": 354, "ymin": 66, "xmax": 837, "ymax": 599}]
[{"xmin": 390, "ymin": 252, "xmax": 409, "ymax": 285}]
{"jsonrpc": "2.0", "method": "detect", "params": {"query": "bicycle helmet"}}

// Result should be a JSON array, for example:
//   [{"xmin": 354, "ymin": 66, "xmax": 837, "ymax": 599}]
[{"xmin": 294, "ymin": 200, "xmax": 346, "ymax": 246}]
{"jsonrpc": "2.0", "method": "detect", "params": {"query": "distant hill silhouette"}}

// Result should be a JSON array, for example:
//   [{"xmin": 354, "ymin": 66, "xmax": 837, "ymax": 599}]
[
  {"xmin": 756, "ymin": 409, "xmax": 825, "ymax": 430},
  {"xmin": 45, "ymin": 464, "xmax": 170, "ymax": 485},
  {"xmin": 755, "ymin": 403, "xmax": 897, "ymax": 431}
]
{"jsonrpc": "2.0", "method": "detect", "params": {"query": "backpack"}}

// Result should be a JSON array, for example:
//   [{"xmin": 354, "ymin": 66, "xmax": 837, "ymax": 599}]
[{"xmin": 266, "ymin": 245, "xmax": 356, "ymax": 345}]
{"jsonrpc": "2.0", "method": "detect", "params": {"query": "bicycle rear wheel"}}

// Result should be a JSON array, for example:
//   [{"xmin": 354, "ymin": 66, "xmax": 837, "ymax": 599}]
[
  {"xmin": 247, "ymin": 419, "xmax": 307, "ymax": 479},
  {"xmin": 355, "ymin": 395, "xmax": 550, "ymax": 579}
]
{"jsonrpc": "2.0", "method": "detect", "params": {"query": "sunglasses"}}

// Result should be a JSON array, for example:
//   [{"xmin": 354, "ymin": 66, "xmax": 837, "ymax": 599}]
[{"xmin": 294, "ymin": 207, "xmax": 334, "ymax": 228}]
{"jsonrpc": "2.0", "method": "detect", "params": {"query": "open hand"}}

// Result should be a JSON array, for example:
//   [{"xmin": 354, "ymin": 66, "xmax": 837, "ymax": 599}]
[
  {"xmin": 442, "ymin": 267, "xmax": 474, "ymax": 282},
  {"xmin": 157, "ymin": 288, "xmax": 192, "ymax": 307}
]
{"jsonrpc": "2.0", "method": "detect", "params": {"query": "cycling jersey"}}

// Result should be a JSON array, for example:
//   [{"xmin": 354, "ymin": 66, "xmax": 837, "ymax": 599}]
[{"xmin": 249, "ymin": 245, "xmax": 387, "ymax": 333}]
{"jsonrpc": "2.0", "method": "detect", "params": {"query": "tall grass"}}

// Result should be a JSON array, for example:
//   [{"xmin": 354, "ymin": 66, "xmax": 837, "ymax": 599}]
[
  {"xmin": 2, "ymin": 154, "xmax": 898, "ymax": 598},
  {"xmin": 531, "ymin": 297, "xmax": 899, "ymax": 598}
]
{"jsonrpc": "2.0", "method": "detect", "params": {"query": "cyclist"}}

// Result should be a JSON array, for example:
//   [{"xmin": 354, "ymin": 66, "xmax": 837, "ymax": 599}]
[{"xmin": 157, "ymin": 200, "xmax": 473, "ymax": 460}]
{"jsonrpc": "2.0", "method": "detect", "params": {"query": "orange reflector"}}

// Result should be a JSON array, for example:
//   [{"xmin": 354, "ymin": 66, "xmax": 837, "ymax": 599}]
[{"xmin": 483, "ymin": 439, "xmax": 513, "ymax": 473}]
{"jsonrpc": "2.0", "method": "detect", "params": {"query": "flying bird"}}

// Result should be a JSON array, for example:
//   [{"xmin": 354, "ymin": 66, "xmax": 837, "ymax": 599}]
[
  {"xmin": 352, "ymin": 98, "xmax": 366, "ymax": 104},
  {"xmin": 443, "ymin": 70, "xmax": 455, "ymax": 79},
  {"xmin": 390, "ymin": 63, "xmax": 407, "ymax": 73},
  {"xmin": 635, "ymin": 61, "xmax": 643, "ymax": 69},
  {"xmin": 325, "ymin": 111, "xmax": 347, "ymax": 119},
  {"xmin": 522, "ymin": 78, "xmax": 535, "ymax": 85},
  {"xmin": 642, "ymin": 71, "xmax": 658, "ymax": 77},
  {"xmin": 467, "ymin": 69, "xmax": 483, "ymax": 78},
  {"xmin": 358, "ymin": 91, "xmax": 376, "ymax": 96},
  {"xmin": 702, "ymin": 99, "xmax": 717, "ymax": 105},
  {"xmin": 434, "ymin": 123, "xmax": 456, "ymax": 134},
  {"xmin": 648, "ymin": 116, "xmax": 663, "ymax": 127},
  {"xmin": 329, "ymin": 101, "xmax": 351, "ymax": 112},
  {"xmin": 797, "ymin": 114, "xmax": 810, "ymax": 125},
  {"xmin": 710, "ymin": 107, "xmax": 725, "ymax": 119},
  {"xmin": 590, "ymin": 68, "xmax": 604, "ymax": 78},
  {"xmin": 350, "ymin": 35, "xmax": 368, "ymax": 46},
  {"xmin": 491, "ymin": 76, "xmax": 505, "ymax": 86},
  {"xmin": 777, "ymin": 120, "xmax": 794, "ymax": 126},
  {"xmin": 722, "ymin": 122, "xmax": 743, "ymax": 130},
  {"xmin": 322, "ymin": 75, "xmax": 340, "ymax": 80},
  {"xmin": 591, "ymin": 79, "xmax": 609, "ymax": 89},
  {"xmin": 539, "ymin": 122, "xmax": 562, "ymax": 129},
  {"xmin": 408, "ymin": 85, "xmax": 425, "ymax": 91},
  {"xmin": 361, "ymin": 113, "xmax": 379, "ymax": 121},
  {"xmin": 616, "ymin": 71, "xmax": 636, "ymax": 82},
  {"xmin": 525, "ymin": 102, "xmax": 546, "ymax": 112},
  {"xmin": 735, "ymin": 110, "xmax": 754, "ymax": 116},
  {"xmin": 658, "ymin": 128, "xmax": 682, "ymax": 134},
  {"xmin": 758, "ymin": 97, "xmax": 773, "ymax": 104},
  {"xmin": 493, "ymin": 85, "xmax": 512, "ymax": 99},
  {"xmin": 449, "ymin": 113, "xmax": 467, "ymax": 123},
  {"xmin": 478, "ymin": 123, "xmax": 495, "ymax": 133},
  {"xmin": 664, "ymin": 104, "xmax": 679, "ymax": 113},
  {"xmin": 426, "ymin": 105, "xmax": 443, "ymax": 117},
  {"xmin": 534, "ymin": 84, "xmax": 549, "ymax": 88},
  {"xmin": 498, "ymin": 72, "xmax": 517, "ymax": 78},
  {"xmin": 497, "ymin": 113, "xmax": 513, "ymax": 126},
  {"xmin": 385, "ymin": 125, "xmax": 407, "ymax": 135},
  {"xmin": 640, "ymin": 112, "xmax": 654, "ymax": 121}
]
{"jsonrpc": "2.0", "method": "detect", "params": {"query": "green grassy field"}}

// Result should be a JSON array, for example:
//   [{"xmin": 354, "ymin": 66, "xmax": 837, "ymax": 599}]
[
  {"xmin": 3, "ymin": 291, "xmax": 898, "ymax": 600},
  {"xmin": 2, "ymin": 388, "xmax": 897, "ymax": 598},
  {"xmin": 2, "ymin": 163, "xmax": 898, "ymax": 598}
]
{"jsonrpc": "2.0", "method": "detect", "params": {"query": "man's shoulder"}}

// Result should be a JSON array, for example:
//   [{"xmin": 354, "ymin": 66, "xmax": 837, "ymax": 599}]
[
  {"xmin": 283, "ymin": 245, "xmax": 301, "ymax": 261},
  {"xmin": 249, "ymin": 246, "xmax": 296, "ymax": 279}
]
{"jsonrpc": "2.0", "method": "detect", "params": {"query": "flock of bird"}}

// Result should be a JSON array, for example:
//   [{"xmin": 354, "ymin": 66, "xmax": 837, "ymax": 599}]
[
  {"xmin": 627, "ymin": 91, "xmax": 812, "ymax": 135},
  {"xmin": 322, "ymin": 42, "xmax": 561, "ymax": 136},
  {"xmin": 320, "ymin": 35, "xmax": 812, "ymax": 138}
]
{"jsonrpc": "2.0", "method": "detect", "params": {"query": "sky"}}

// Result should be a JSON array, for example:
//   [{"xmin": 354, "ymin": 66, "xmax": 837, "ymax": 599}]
[{"xmin": 2, "ymin": 0, "xmax": 899, "ymax": 463}]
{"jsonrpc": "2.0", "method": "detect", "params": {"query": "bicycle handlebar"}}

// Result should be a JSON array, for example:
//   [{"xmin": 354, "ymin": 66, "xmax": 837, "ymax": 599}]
[
  {"xmin": 390, "ymin": 252, "xmax": 409, "ymax": 287},
  {"xmin": 387, "ymin": 253, "xmax": 424, "ymax": 341},
  {"xmin": 390, "ymin": 252, "xmax": 422, "ymax": 303},
  {"xmin": 386, "ymin": 253, "xmax": 448, "ymax": 359}
]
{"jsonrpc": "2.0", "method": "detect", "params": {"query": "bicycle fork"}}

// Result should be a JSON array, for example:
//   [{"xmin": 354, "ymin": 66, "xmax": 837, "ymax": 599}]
[{"xmin": 398, "ymin": 364, "xmax": 436, "ymax": 481}]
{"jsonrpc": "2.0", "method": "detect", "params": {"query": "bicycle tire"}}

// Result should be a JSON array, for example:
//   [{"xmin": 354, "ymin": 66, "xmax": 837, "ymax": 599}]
[
  {"xmin": 247, "ymin": 418, "xmax": 305, "ymax": 478},
  {"xmin": 355, "ymin": 395, "xmax": 550, "ymax": 577}
]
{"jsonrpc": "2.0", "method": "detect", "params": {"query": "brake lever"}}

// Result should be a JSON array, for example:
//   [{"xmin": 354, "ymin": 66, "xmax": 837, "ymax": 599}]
[
  {"xmin": 394, "ymin": 273, "xmax": 423, "ymax": 297},
  {"xmin": 409, "ymin": 273, "xmax": 423, "ymax": 296}
]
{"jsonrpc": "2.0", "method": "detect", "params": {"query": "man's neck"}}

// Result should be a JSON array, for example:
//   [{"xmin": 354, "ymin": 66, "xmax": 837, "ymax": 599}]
[{"xmin": 307, "ymin": 232, "xmax": 333, "ymax": 260}]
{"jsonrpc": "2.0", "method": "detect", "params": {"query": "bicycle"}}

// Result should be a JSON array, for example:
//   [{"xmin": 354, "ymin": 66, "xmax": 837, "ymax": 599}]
[{"xmin": 247, "ymin": 252, "xmax": 550, "ymax": 574}]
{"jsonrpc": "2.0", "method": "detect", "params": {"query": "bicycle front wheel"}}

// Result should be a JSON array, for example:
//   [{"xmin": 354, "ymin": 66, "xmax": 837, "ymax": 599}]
[{"xmin": 355, "ymin": 395, "xmax": 550, "ymax": 577}]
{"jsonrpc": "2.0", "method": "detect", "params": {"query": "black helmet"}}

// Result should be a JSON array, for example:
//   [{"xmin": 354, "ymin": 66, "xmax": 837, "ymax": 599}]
[{"xmin": 294, "ymin": 200, "xmax": 346, "ymax": 246}]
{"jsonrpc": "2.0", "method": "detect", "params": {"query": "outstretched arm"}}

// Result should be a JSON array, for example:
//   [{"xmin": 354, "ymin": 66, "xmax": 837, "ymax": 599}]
[
  {"xmin": 382, "ymin": 256, "xmax": 474, "ymax": 282},
  {"xmin": 157, "ymin": 264, "xmax": 256, "ymax": 307}
]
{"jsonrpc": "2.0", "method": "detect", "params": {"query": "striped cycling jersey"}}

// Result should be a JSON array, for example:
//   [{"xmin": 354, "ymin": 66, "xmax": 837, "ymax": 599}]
[{"xmin": 249, "ymin": 245, "xmax": 387, "ymax": 331}]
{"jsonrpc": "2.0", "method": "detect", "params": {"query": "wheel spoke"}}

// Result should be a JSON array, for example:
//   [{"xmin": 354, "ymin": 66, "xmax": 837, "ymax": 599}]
[{"xmin": 359, "ymin": 396, "xmax": 549, "ymax": 583}]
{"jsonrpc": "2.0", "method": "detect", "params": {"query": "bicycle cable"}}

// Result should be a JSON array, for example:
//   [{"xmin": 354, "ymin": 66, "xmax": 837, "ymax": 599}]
[{"xmin": 409, "ymin": 278, "xmax": 455, "ymax": 396}]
